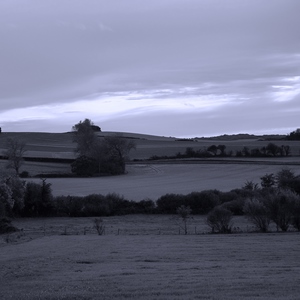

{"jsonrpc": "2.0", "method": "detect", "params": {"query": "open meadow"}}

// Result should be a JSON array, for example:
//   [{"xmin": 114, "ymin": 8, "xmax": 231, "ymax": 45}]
[{"xmin": 1, "ymin": 221, "xmax": 299, "ymax": 300}]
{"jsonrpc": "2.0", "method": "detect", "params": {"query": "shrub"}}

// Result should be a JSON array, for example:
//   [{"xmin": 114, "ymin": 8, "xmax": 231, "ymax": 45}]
[
  {"xmin": 260, "ymin": 173, "xmax": 276, "ymax": 189},
  {"xmin": 243, "ymin": 197, "xmax": 270, "ymax": 232},
  {"xmin": 206, "ymin": 206, "xmax": 233, "ymax": 233},
  {"xmin": 0, "ymin": 217, "xmax": 18, "ymax": 234},
  {"xmin": 93, "ymin": 218, "xmax": 105, "ymax": 235},
  {"xmin": 263, "ymin": 189, "xmax": 297, "ymax": 232}
]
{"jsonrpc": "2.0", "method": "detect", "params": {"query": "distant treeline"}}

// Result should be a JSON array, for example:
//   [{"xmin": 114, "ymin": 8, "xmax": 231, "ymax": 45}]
[{"xmin": 146, "ymin": 142, "xmax": 293, "ymax": 161}]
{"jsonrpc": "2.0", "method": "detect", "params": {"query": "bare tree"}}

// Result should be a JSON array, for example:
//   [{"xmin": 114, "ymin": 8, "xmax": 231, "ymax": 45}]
[
  {"xmin": 102, "ymin": 134, "xmax": 136, "ymax": 173},
  {"xmin": 4, "ymin": 138, "xmax": 26, "ymax": 175}
]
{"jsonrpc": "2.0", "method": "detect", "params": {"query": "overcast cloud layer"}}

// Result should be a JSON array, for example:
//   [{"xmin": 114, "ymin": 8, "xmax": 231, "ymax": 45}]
[{"xmin": 0, "ymin": 0, "xmax": 299, "ymax": 137}]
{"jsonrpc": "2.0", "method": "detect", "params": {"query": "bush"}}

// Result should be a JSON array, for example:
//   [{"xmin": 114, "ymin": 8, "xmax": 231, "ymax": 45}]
[
  {"xmin": 206, "ymin": 206, "xmax": 233, "ymax": 233},
  {"xmin": 0, "ymin": 217, "xmax": 18, "ymax": 234},
  {"xmin": 243, "ymin": 197, "xmax": 270, "ymax": 232},
  {"xmin": 263, "ymin": 189, "xmax": 297, "ymax": 232}
]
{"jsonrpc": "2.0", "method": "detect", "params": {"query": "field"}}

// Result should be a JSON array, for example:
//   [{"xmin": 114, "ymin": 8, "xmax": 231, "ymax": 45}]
[
  {"xmin": 1, "ymin": 215, "xmax": 299, "ymax": 299},
  {"xmin": 1, "ymin": 131, "xmax": 300, "ymax": 200},
  {"xmin": 1, "ymin": 131, "xmax": 300, "ymax": 299}
]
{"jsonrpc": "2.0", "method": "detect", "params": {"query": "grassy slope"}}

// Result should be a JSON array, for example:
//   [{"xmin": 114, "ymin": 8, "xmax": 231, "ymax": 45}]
[{"xmin": 1, "ymin": 230, "xmax": 299, "ymax": 299}]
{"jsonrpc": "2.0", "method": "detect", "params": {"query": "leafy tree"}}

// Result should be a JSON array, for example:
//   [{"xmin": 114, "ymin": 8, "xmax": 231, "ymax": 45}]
[
  {"xmin": 242, "ymin": 146, "xmax": 250, "ymax": 157},
  {"xmin": 0, "ymin": 182, "xmax": 13, "ymax": 217},
  {"xmin": 4, "ymin": 138, "xmax": 26, "ymax": 175},
  {"xmin": 207, "ymin": 145, "xmax": 218, "ymax": 156},
  {"xmin": 243, "ymin": 197, "xmax": 270, "ymax": 232},
  {"xmin": 217, "ymin": 145, "xmax": 226, "ymax": 156},
  {"xmin": 72, "ymin": 119, "xmax": 97, "ymax": 156},
  {"xmin": 275, "ymin": 168, "xmax": 295, "ymax": 189},
  {"xmin": 264, "ymin": 189, "xmax": 297, "ymax": 232},
  {"xmin": 4, "ymin": 176, "xmax": 26, "ymax": 216},
  {"xmin": 266, "ymin": 143, "xmax": 279, "ymax": 157},
  {"xmin": 291, "ymin": 197, "xmax": 300, "ymax": 231},
  {"xmin": 206, "ymin": 206, "xmax": 233, "ymax": 233},
  {"xmin": 260, "ymin": 173, "xmax": 276, "ymax": 189},
  {"xmin": 71, "ymin": 155, "xmax": 98, "ymax": 176},
  {"xmin": 243, "ymin": 180, "xmax": 259, "ymax": 191},
  {"xmin": 23, "ymin": 179, "xmax": 54, "ymax": 217}
]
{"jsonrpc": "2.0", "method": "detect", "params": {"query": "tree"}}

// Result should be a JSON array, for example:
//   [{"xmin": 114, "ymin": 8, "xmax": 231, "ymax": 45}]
[
  {"xmin": 260, "ymin": 173, "xmax": 276, "ymax": 189},
  {"xmin": 217, "ymin": 145, "xmax": 226, "ymax": 156},
  {"xmin": 264, "ymin": 189, "xmax": 297, "ymax": 232},
  {"xmin": 206, "ymin": 206, "xmax": 233, "ymax": 233},
  {"xmin": 176, "ymin": 205, "xmax": 192, "ymax": 235},
  {"xmin": 23, "ymin": 179, "xmax": 54, "ymax": 217},
  {"xmin": 243, "ymin": 197, "xmax": 270, "ymax": 232},
  {"xmin": 286, "ymin": 128, "xmax": 300, "ymax": 140},
  {"xmin": 207, "ymin": 145, "xmax": 218, "ymax": 156},
  {"xmin": 102, "ymin": 134, "xmax": 136, "ymax": 174},
  {"xmin": 4, "ymin": 138, "xmax": 26, "ymax": 175},
  {"xmin": 266, "ymin": 143, "xmax": 279, "ymax": 157},
  {"xmin": 281, "ymin": 145, "xmax": 291, "ymax": 156},
  {"xmin": 275, "ymin": 168, "xmax": 295, "ymax": 189},
  {"xmin": 72, "ymin": 119, "xmax": 97, "ymax": 156},
  {"xmin": 71, "ymin": 155, "xmax": 98, "ymax": 176}
]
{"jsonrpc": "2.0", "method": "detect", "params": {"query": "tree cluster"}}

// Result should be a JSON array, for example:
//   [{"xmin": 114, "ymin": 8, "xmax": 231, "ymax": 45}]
[
  {"xmin": 71, "ymin": 119, "xmax": 136, "ymax": 176},
  {"xmin": 286, "ymin": 129, "xmax": 300, "ymax": 140}
]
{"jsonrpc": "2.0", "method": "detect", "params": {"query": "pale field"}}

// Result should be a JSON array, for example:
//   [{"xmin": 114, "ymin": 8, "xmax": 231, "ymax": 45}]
[
  {"xmin": 28, "ymin": 163, "xmax": 300, "ymax": 201},
  {"xmin": 0, "ymin": 217, "xmax": 299, "ymax": 300}
]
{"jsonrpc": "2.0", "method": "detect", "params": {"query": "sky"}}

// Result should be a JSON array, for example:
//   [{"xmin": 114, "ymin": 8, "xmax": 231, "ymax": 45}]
[{"xmin": 0, "ymin": 0, "xmax": 300, "ymax": 137}]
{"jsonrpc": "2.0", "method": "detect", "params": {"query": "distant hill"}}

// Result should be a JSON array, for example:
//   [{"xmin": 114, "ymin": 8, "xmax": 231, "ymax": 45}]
[{"xmin": 196, "ymin": 133, "xmax": 287, "ymax": 141}]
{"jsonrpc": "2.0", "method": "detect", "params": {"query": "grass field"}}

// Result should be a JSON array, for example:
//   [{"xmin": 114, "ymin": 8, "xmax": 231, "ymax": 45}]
[
  {"xmin": 1, "ymin": 218, "xmax": 299, "ymax": 300},
  {"xmin": 27, "ymin": 163, "xmax": 300, "ymax": 201}
]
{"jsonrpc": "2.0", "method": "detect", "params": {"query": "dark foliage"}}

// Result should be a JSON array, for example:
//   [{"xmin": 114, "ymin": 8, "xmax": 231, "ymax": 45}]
[
  {"xmin": 206, "ymin": 206, "xmax": 233, "ymax": 233},
  {"xmin": 0, "ymin": 217, "xmax": 18, "ymax": 234},
  {"xmin": 71, "ymin": 155, "xmax": 98, "ymax": 176}
]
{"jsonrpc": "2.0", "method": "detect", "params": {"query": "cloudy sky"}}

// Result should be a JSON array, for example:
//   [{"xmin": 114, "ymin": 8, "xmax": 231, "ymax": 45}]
[{"xmin": 0, "ymin": 0, "xmax": 299, "ymax": 137}]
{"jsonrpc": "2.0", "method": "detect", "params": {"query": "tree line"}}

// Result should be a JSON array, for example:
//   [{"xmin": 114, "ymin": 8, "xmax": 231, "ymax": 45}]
[{"xmin": 1, "ymin": 168, "xmax": 300, "ymax": 234}]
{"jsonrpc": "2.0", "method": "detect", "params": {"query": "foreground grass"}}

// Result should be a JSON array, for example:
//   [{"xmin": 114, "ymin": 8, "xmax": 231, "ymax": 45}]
[
  {"xmin": 1, "ymin": 231, "xmax": 299, "ymax": 300},
  {"xmin": 0, "ymin": 216, "xmax": 299, "ymax": 299}
]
